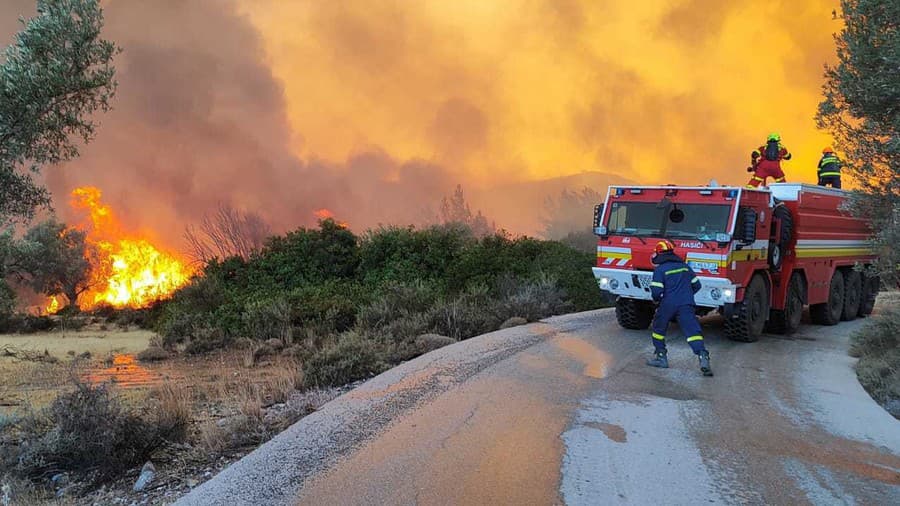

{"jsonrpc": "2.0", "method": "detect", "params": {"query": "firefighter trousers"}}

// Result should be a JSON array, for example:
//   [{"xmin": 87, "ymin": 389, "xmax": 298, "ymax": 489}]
[
  {"xmin": 651, "ymin": 304, "xmax": 706, "ymax": 355},
  {"xmin": 747, "ymin": 160, "xmax": 786, "ymax": 187},
  {"xmin": 818, "ymin": 175, "xmax": 841, "ymax": 188}
]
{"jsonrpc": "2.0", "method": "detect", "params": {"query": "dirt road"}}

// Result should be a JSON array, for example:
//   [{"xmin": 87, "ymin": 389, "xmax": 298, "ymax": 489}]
[{"xmin": 178, "ymin": 309, "xmax": 900, "ymax": 505}]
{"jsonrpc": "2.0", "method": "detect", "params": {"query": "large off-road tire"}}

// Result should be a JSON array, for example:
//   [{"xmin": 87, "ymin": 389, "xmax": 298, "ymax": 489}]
[
  {"xmin": 841, "ymin": 270, "xmax": 862, "ymax": 321},
  {"xmin": 810, "ymin": 270, "xmax": 844, "ymax": 325},
  {"xmin": 768, "ymin": 204, "xmax": 794, "ymax": 271},
  {"xmin": 859, "ymin": 274, "xmax": 879, "ymax": 316},
  {"xmin": 725, "ymin": 274, "xmax": 769, "ymax": 342},
  {"xmin": 615, "ymin": 297, "xmax": 654, "ymax": 330},
  {"xmin": 767, "ymin": 273, "xmax": 803, "ymax": 334}
]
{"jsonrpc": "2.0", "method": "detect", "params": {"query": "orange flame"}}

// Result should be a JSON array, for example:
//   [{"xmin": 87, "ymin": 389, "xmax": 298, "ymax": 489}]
[
  {"xmin": 313, "ymin": 208, "xmax": 349, "ymax": 228},
  {"xmin": 44, "ymin": 296, "xmax": 60, "ymax": 315},
  {"xmin": 71, "ymin": 187, "xmax": 194, "ymax": 309}
]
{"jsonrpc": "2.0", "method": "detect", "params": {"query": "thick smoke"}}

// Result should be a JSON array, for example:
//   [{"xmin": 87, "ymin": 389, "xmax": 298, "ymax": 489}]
[{"xmin": 2, "ymin": 0, "xmax": 841, "ymax": 245}]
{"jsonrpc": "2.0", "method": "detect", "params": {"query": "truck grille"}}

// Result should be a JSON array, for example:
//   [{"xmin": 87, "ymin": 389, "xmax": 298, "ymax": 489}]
[{"xmin": 636, "ymin": 274, "xmax": 652, "ymax": 288}]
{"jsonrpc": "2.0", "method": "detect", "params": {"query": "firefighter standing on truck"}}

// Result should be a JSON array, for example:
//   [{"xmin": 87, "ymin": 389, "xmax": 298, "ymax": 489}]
[
  {"xmin": 817, "ymin": 146, "xmax": 842, "ymax": 188},
  {"xmin": 646, "ymin": 240, "xmax": 713, "ymax": 376},
  {"xmin": 746, "ymin": 132, "xmax": 791, "ymax": 188}
]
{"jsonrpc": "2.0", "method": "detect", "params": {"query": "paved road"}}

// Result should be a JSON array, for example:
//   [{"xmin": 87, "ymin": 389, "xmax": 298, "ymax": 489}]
[{"xmin": 178, "ymin": 309, "xmax": 900, "ymax": 505}]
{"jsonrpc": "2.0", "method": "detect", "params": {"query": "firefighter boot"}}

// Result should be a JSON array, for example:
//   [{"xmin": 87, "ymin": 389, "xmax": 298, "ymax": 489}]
[
  {"xmin": 646, "ymin": 350, "xmax": 668, "ymax": 368},
  {"xmin": 699, "ymin": 351, "xmax": 713, "ymax": 377}
]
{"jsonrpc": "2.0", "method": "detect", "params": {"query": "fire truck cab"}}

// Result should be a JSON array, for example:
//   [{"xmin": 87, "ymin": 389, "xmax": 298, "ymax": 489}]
[{"xmin": 592, "ymin": 183, "xmax": 878, "ymax": 342}]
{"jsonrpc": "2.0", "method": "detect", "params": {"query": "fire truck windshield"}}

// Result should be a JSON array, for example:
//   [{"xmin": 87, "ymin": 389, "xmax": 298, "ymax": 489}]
[{"xmin": 607, "ymin": 202, "xmax": 732, "ymax": 241}]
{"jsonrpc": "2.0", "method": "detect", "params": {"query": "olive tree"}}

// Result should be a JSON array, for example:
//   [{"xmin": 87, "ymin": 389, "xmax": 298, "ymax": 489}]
[
  {"xmin": 816, "ymin": 0, "xmax": 900, "ymax": 285},
  {"xmin": 0, "ymin": 0, "xmax": 117, "ymax": 223},
  {"xmin": 14, "ymin": 219, "xmax": 94, "ymax": 309}
]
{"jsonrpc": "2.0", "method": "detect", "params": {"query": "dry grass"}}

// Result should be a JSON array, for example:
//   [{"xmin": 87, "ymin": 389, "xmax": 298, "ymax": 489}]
[
  {"xmin": 150, "ymin": 383, "xmax": 192, "ymax": 440},
  {"xmin": 0, "ymin": 328, "xmax": 154, "ymax": 361}
]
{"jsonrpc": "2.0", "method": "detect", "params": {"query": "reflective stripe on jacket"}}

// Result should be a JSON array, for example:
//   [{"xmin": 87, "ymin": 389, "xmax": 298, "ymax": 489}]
[
  {"xmin": 650, "ymin": 251, "xmax": 701, "ymax": 306},
  {"xmin": 817, "ymin": 154, "xmax": 841, "ymax": 177}
]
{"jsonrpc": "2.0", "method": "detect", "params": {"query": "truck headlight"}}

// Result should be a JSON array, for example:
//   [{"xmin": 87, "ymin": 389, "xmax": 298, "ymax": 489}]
[
  {"xmin": 723, "ymin": 288, "xmax": 734, "ymax": 300},
  {"xmin": 599, "ymin": 277, "xmax": 610, "ymax": 289},
  {"xmin": 710, "ymin": 288, "xmax": 722, "ymax": 300},
  {"xmin": 609, "ymin": 279, "xmax": 619, "ymax": 290}
]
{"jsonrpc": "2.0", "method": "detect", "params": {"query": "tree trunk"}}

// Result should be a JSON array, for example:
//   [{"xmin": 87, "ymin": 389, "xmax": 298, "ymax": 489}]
[{"xmin": 64, "ymin": 287, "xmax": 80, "ymax": 311}]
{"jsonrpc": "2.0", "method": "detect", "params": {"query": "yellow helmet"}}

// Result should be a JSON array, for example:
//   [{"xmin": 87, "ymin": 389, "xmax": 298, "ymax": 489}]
[
  {"xmin": 822, "ymin": 146, "xmax": 834, "ymax": 154},
  {"xmin": 767, "ymin": 132, "xmax": 781, "ymax": 142}
]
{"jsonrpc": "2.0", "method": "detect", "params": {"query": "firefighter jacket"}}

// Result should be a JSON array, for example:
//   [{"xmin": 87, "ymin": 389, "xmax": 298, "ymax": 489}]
[
  {"xmin": 650, "ymin": 251, "xmax": 701, "ymax": 306},
  {"xmin": 753, "ymin": 143, "xmax": 792, "ymax": 162},
  {"xmin": 817, "ymin": 154, "xmax": 841, "ymax": 177}
]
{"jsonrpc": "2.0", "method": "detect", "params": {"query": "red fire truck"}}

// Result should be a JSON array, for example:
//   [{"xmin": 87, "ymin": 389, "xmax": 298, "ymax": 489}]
[{"xmin": 592, "ymin": 183, "xmax": 878, "ymax": 342}]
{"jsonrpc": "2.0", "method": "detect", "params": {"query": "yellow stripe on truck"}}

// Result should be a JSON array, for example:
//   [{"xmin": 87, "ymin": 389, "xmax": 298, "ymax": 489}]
[
  {"xmin": 596, "ymin": 252, "xmax": 632, "ymax": 260},
  {"xmin": 796, "ymin": 247, "xmax": 873, "ymax": 258}
]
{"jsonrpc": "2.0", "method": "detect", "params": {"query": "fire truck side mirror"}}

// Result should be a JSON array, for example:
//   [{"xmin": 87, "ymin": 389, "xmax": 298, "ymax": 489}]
[{"xmin": 593, "ymin": 204, "xmax": 606, "ymax": 236}]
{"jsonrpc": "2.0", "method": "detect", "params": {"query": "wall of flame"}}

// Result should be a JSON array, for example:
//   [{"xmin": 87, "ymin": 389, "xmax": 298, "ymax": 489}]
[{"xmin": 70, "ymin": 187, "xmax": 193, "ymax": 309}]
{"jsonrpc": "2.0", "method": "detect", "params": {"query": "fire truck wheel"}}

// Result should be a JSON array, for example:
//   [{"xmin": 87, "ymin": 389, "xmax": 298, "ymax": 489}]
[
  {"xmin": 724, "ymin": 274, "xmax": 768, "ymax": 342},
  {"xmin": 615, "ymin": 297, "xmax": 654, "ymax": 330},
  {"xmin": 859, "ymin": 275, "xmax": 879, "ymax": 316},
  {"xmin": 811, "ymin": 270, "xmax": 844, "ymax": 326},
  {"xmin": 841, "ymin": 270, "xmax": 862, "ymax": 321},
  {"xmin": 767, "ymin": 273, "xmax": 803, "ymax": 334},
  {"xmin": 768, "ymin": 243, "xmax": 783, "ymax": 270}
]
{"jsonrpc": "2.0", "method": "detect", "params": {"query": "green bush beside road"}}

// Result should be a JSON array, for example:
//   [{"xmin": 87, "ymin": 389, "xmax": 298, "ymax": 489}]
[{"xmin": 155, "ymin": 220, "xmax": 608, "ymax": 386}]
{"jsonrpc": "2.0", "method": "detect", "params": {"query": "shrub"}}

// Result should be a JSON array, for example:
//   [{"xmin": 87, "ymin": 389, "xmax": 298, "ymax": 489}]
[
  {"xmin": 243, "ymin": 297, "xmax": 292, "ymax": 342},
  {"xmin": 358, "ymin": 224, "xmax": 471, "ymax": 287},
  {"xmin": 184, "ymin": 325, "xmax": 229, "ymax": 354},
  {"xmin": 254, "ymin": 219, "xmax": 359, "ymax": 288},
  {"xmin": 495, "ymin": 275, "xmax": 572, "ymax": 322},
  {"xmin": 286, "ymin": 281, "xmax": 367, "ymax": 334},
  {"xmin": 356, "ymin": 281, "xmax": 438, "ymax": 331},
  {"xmin": 0, "ymin": 280, "xmax": 16, "ymax": 332},
  {"xmin": 431, "ymin": 286, "xmax": 502, "ymax": 340},
  {"xmin": 851, "ymin": 306, "xmax": 900, "ymax": 408},
  {"xmin": 303, "ymin": 332, "xmax": 388, "ymax": 387},
  {"xmin": 136, "ymin": 346, "xmax": 170, "ymax": 362},
  {"xmin": 13, "ymin": 382, "xmax": 185, "ymax": 480},
  {"xmin": 414, "ymin": 334, "xmax": 456, "ymax": 353},
  {"xmin": 3, "ymin": 314, "xmax": 55, "ymax": 334}
]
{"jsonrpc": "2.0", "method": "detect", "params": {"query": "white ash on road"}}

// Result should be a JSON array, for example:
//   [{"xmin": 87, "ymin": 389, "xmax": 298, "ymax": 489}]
[{"xmin": 177, "ymin": 309, "xmax": 900, "ymax": 505}]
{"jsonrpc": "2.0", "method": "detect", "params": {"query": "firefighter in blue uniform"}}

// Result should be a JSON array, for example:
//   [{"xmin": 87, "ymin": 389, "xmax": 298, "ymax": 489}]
[{"xmin": 647, "ymin": 240, "xmax": 713, "ymax": 376}]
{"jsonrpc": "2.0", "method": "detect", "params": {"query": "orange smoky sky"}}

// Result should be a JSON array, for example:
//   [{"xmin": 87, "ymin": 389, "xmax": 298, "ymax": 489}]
[{"xmin": 1, "ymin": 0, "xmax": 841, "ymax": 244}]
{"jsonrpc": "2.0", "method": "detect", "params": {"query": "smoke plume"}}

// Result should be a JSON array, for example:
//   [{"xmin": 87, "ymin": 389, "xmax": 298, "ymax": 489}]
[{"xmin": 1, "ymin": 0, "xmax": 842, "ymax": 245}]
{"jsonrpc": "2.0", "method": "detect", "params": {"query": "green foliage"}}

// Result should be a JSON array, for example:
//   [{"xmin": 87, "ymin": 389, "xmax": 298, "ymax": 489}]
[
  {"xmin": 817, "ymin": 0, "xmax": 900, "ymax": 285},
  {"xmin": 243, "ymin": 296, "xmax": 292, "ymax": 342},
  {"xmin": 12, "ymin": 218, "xmax": 94, "ymax": 308},
  {"xmin": 303, "ymin": 331, "xmax": 388, "ymax": 387},
  {"xmin": 0, "ymin": 0, "xmax": 118, "ymax": 222},
  {"xmin": 0, "ymin": 279, "xmax": 14, "ymax": 330},
  {"xmin": 358, "ymin": 224, "xmax": 471, "ymax": 287},
  {"xmin": 850, "ymin": 307, "xmax": 900, "ymax": 407},
  {"xmin": 256, "ymin": 219, "xmax": 359, "ymax": 287},
  {"xmin": 155, "ymin": 220, "xmax": 610, "ymax": 385}
]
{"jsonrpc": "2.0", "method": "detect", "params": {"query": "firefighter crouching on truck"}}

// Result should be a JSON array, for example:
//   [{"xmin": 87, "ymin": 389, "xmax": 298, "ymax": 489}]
[
  {"xmin": 746, "ymin": 132, "xmax": 791, "ymax": 188},
  {"xmin": 817, "ymin": 146, "xmax": 842, "ymax": 188},
  {"xmin": 646, "ymin": 240, "xmax": 713, "ymax": 376}
]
